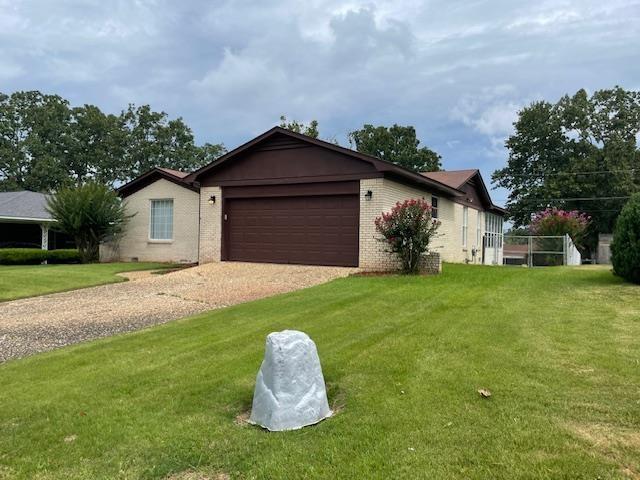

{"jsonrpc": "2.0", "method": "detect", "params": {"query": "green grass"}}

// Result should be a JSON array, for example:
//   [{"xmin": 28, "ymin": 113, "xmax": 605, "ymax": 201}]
[
  {"xmin": 1, "ymin": 264, "xmax": 639, "ymax": 479},
  {"xmin": 0, "ymin": 262, "xmax": 176, "ymax": 301}
]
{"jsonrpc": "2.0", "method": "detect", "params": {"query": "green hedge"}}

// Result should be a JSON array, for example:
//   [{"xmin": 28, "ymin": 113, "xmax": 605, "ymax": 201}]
[
  {"xmin": 0, "ymin": 248, "xmax": 81, "ymax": 265},
  {"xmin": 611, "ymin": 193, "xmax": 640, "ymax": 284}
]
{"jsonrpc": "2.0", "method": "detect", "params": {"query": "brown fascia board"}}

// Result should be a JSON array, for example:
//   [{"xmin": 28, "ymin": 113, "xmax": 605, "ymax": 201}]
[
  {"xmin": 488, "ymin": 204, "xmax": 507, "ymax": 215},
  {"xmin": 470, "ymin": 170, "xmax": 507, "ymax": 215},
  {"xmin": 186, "ymin": 126, "xmax": 465, "ymax": 198},
  {"xmin": 117, "ymin": 168, "xmax": 199, "ymax": 198}
]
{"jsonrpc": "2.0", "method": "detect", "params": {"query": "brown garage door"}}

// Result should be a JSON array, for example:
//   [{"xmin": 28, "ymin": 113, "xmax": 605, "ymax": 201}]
[{"xmin": 223, "ymin": 194, "xmax": 359, "ymax": 267}]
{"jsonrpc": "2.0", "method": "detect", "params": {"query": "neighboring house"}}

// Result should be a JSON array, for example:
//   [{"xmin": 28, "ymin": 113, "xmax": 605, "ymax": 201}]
[
  {"xmin": 503, "ymin": 243, "xmax": 529, "ymax": 266},
  {"xmin": 103, "ymin": 127, "xmax": 505, "ymax": 270},
  {"xmin": 0, "ymin": 191, "xmax": 73, "ymax": 250}
]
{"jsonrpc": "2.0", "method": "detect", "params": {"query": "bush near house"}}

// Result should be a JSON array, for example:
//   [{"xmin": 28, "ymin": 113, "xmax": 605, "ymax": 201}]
[
  {"xmin": 611, "ymin": 193, "xmax": 640, "ymax": 284},
  {"xmin": 375, "ymin": 198, "xmax": 440, "ymax": 273},
  {"xmin": 0, "ymin": 248, "xmax": 80, "ymax": 265},
  {"xmin": 47, "ymin": 183, "xmax": 132, "ymax": 263}
]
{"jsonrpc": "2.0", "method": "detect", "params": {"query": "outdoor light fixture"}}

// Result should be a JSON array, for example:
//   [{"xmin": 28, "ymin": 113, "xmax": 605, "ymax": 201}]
[
  {"xmin": 208, "ymin": 195, "xmax": 216, "ymax": 205},
  {"xmin": 364, "ymin": 190, "xmax": 373, "ymax": 200}
]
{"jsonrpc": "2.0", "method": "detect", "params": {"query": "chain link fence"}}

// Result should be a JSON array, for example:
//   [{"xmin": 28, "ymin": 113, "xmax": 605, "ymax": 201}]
[{"xmin": 503, "ymin": 235, "xmax": 581, "ymax": 267}]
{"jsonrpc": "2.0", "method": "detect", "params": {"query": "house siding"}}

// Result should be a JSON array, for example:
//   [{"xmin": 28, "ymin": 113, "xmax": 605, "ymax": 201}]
[
  {"xmin": 358, "ymin": 178, "xmax": 488, "ymax": 269},
  {"xmin": 100, "ymin": 178, "xmax": 199, "ymax": 263},
  {"xmin": 198, "ymin": 186, "xmax": 222, "ymax": 263},
  {"xmin": 107, "ymin": 176, "xmax": 494, "ymax": 269}
]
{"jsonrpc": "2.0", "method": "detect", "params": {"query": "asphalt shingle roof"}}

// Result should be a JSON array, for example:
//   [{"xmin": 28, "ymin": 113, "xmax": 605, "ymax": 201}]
[
  {"xmin": 420, "ymin": 169, "xmax": 479, "ymax": 189},
  {"xmin": 157, "ymin": 168, "xmax": 190, "ymax": 178},
  {"xmin": 0, "ymin": 191, "xmax": 53, "ymax": 221}
]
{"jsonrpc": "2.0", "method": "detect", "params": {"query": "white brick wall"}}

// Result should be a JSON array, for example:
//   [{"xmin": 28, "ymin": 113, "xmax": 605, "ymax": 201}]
[
  {"xmin": 359, "ymin": 178, "xmax": 485, "ymax": 269},
  {"xmin": 106, "ymin": 176, "xmax": 491, "ymax": 269},
  {"xmin": 198, "ymin": 186, "xmax": 222, "ymax": 263},
  {"xmin": 100, "ymin": 178, "xmax": 200, "ymax": 263}
]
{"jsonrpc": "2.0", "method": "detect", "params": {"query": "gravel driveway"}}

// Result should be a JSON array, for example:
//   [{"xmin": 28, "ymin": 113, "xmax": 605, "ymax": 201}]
[{"xmin": 0, "ymin": 262, "xmax": 354, "ymax": 362}]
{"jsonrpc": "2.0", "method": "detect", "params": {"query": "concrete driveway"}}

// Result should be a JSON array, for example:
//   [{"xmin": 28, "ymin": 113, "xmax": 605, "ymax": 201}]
[{"xmin": 0, "ymin": 262, "xmax": 355, "ymax": 362}]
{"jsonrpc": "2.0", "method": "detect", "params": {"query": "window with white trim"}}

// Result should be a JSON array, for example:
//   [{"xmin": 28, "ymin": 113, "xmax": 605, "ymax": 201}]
[
  {"xmin": 476, "ymin": 211, "xmax": 482, "ymax": 248},
  {"xmin": 150, "ymin": 199, "xmax": 173, "ymax": 240},
  {"xmin": 462, "ymin": 206, "xmax": 468, "ymax": 248},
  {"xmin": 431, "ymin": 196, "xmax": 439, "ymax": 219}
]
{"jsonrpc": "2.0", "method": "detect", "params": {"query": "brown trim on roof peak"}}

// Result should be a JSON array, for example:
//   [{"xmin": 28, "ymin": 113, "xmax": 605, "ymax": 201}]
[
  {"xmin": 187, "ymin": 126, "xmax": 465, "ymax": 197},
  {"xmin": 117, "ymin": 167, "xmax": 199, "ymax": 198}
]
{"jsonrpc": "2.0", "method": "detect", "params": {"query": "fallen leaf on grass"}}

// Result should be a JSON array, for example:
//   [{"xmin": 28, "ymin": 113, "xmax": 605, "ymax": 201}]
[
  {"xmin": 64, "ymin": 435, "xmax": 77, "ymax": 443},
  {"xmin": 478, "ymin": 388, "xmax": 492, "ymax": 398}
]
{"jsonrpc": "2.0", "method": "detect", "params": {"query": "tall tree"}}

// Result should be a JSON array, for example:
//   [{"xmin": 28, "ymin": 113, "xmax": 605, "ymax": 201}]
[
  {"xmin": 65, "ymin": 105, "xmax": 127, "ymax": 186},
  {"xmin": 279, "ymin": 115, "xmax": 319, "ymax": 138},
  {"xmin": 0, "ymin": 91, "xmax": 71, "ymax": 192},
  {"xmin": 0, "ymin": 91, "xmax": 225, "ymax": 191},
  {"xmin": 349, "ymin": 124, "xmax": 441, "ymax": 172},
  {"xmin": 196, "ymin": 142, "xmax": 227, "ymax": 164},
  {"xmin": 121, "ymin": 105, "xmax": 201, "ymax": 181},
  {"xmin": 493, "ymin": 86, "xmax": 640, "ymax": 252}
]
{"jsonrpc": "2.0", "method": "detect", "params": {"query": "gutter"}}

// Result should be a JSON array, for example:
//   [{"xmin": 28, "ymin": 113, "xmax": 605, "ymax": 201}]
[{"xmin": 0, "ymin": 216, "xmax": 56, "ymax": 223}]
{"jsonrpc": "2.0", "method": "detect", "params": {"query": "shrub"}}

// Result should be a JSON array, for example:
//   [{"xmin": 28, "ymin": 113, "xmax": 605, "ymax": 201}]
[
  {"xmin": 611, "ymin": 193, "xmax": 640, "ymax": 284},
  {"xmin": 47, "ymin": 183, "xmax": 133, "ymax": 263},
  {"xmin": 0, "ymin": 248, "xmax": 80, "ymax": 265},
  {"xmin": 530, "ymin": 208, "xmax": 590, "ymax": 248},
  {"xmin": 0, "ymin": 249, "xmax": 47, "ymax": 265},
  {"xmin": 375, "ymin": 198, "xmax": 440, "ymax": 274},
  {"xmin": 47, "ymin": 249, "xmax": 81, "ymax": 264}
]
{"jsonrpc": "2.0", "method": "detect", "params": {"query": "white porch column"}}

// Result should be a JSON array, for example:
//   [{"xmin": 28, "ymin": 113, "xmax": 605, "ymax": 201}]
[
  {"xmin": 40, "ymin": 223, "xmax": 49, "ymax": 250},
  {"xmin": 40, "ymin": 223, "xmax": 49, "ymax": 264}
]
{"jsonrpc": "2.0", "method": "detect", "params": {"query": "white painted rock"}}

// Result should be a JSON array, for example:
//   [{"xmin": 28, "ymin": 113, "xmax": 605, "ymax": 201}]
[{"xmin": 249, "ymin": 330, "xmax": 332, "ymax": 431}]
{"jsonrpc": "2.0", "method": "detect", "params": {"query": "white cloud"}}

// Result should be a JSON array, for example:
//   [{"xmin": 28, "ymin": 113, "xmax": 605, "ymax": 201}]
[
  {"xmin": 451, "ymin": 85, "xmax": 522, "ymax": 136},
  {"xmin": 473, "ymin": 102, "xmax": 521, "ymax": 137},
  {"xmin": 0, "ymin": 0, "xmax": 637, "ymax": 166}
]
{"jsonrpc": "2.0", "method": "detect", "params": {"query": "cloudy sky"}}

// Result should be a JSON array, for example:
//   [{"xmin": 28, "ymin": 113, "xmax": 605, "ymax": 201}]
[{"xmin": 2, "ymin": 0, "xmax": 639, "ymax": 205}]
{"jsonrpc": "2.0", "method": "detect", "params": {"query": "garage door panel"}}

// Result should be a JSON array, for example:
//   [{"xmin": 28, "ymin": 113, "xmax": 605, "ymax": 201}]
[{"xmin": 224, "ymin": 194, "xmax": 359, "ymax": 267}]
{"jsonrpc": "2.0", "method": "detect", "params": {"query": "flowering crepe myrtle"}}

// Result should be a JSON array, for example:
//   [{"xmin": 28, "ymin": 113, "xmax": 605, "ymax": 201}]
[
  {"xmin": 375, "ymin": 198, "xmax": 441, "ymax": 274},
  {"xmin": 530, "ymin": 207, "xmax": 590, "ymax": 248}
]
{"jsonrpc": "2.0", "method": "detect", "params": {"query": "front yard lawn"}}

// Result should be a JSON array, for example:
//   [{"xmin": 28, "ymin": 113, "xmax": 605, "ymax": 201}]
[
  {"xmin": 0, "ymin": 264, "xmax": 638, "ymax": 479},
  {"xmin": 0, "ymin": 262, "xmax": 176, "ymax": 302}
]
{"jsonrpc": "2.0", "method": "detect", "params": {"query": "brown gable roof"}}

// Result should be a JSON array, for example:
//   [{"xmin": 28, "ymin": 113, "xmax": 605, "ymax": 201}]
[
  {"xmin": 421, "ymin": 169, "xmax": 506, "ymax": 215},
  {"xmin": 117, "ymin": 167, "xmax": 199, "ymax": 198},
  {"xmin": 157, "ymin": 167, "xmax": 189, "ymax": 179},
  {"xmin": 421, "ymin": 169, "xmax": 478, "ymax": 190},
  {"xmin": 187, "ymin": 126, "xmax": 465, "ymax": 198}
]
